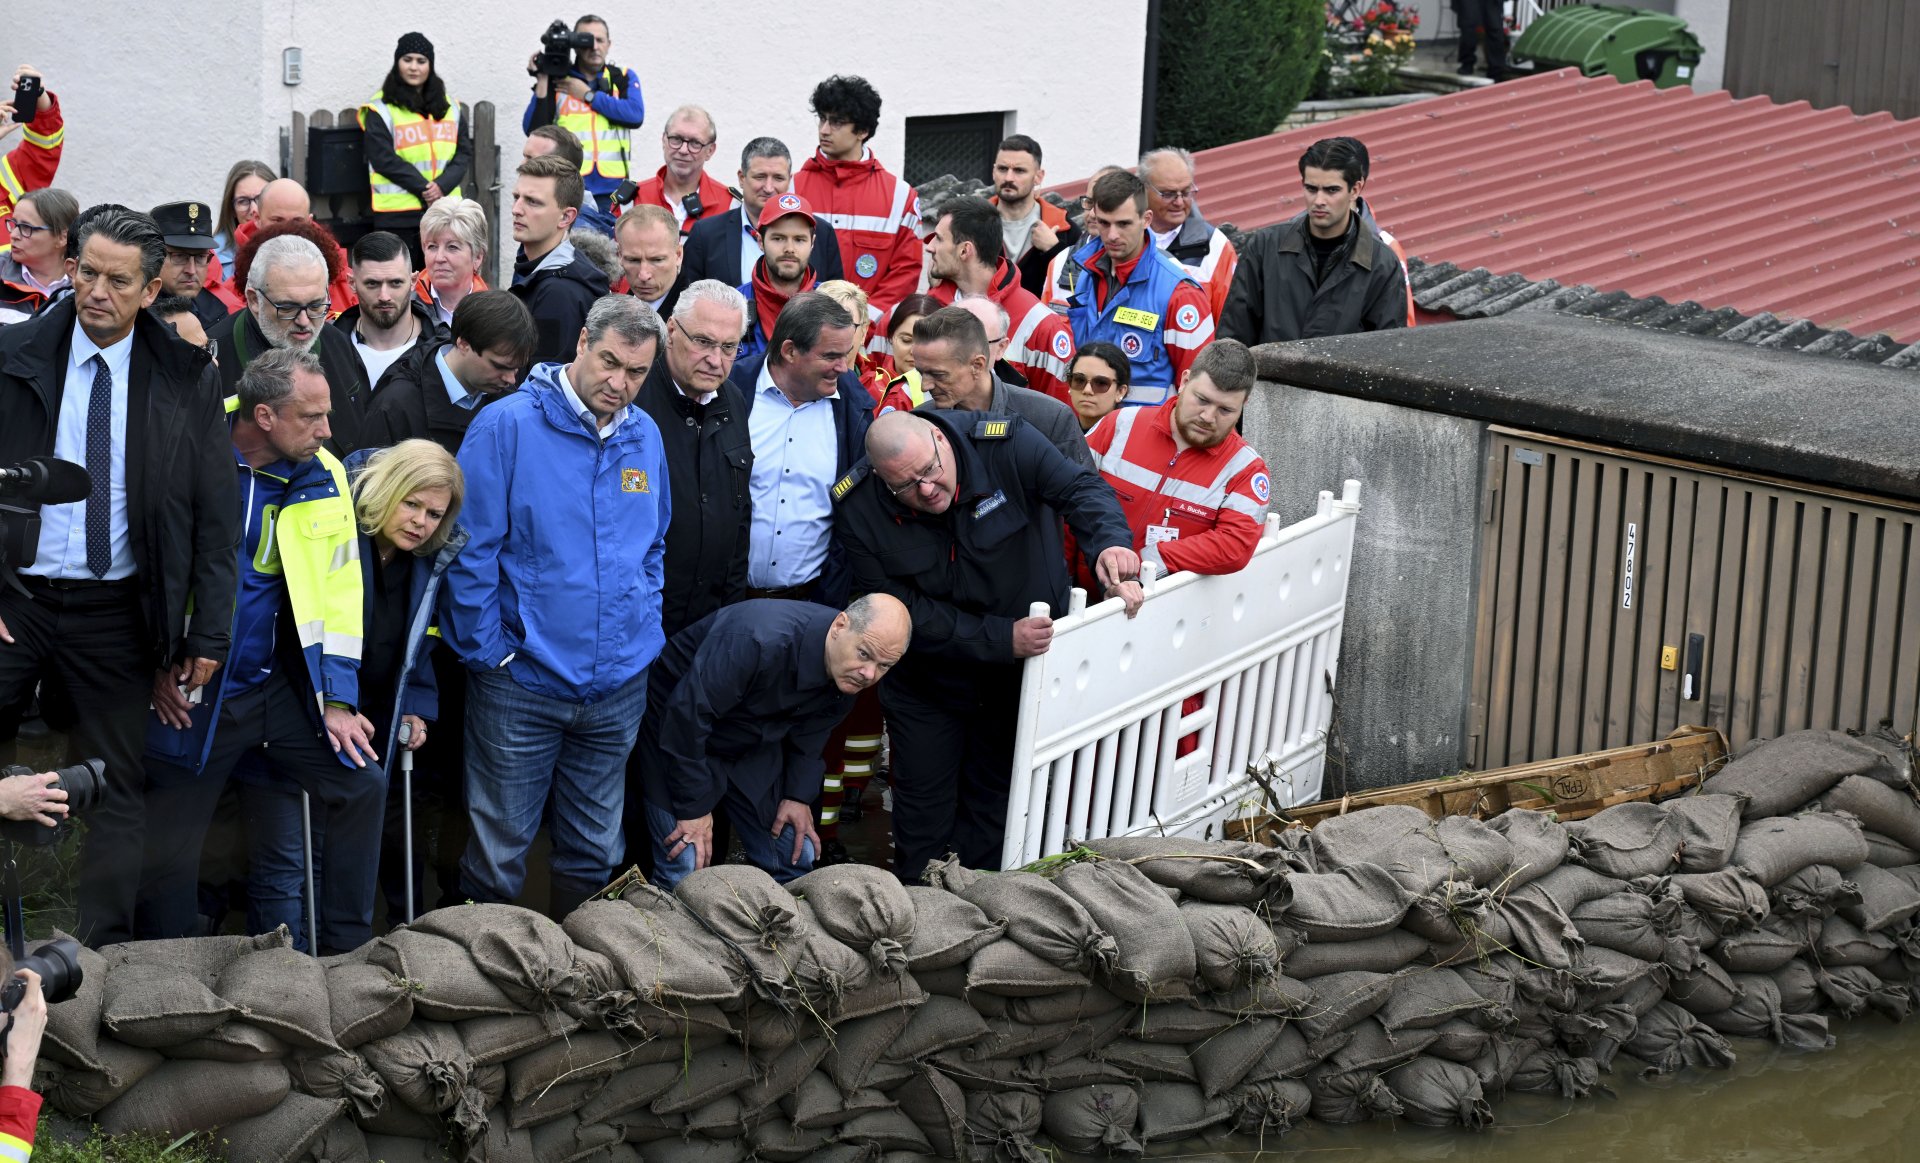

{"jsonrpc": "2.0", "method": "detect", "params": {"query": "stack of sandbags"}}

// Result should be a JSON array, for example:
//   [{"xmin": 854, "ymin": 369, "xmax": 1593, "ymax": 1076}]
[{"xmin": 31, "ymin": 727, "xmax": 1917, "ymax": 1161}]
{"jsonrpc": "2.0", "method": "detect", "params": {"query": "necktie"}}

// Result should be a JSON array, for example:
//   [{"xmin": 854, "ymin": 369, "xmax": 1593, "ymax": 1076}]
[{"xmin": 84, "ymin": 354, "xmax": 113, "ymax": 578}]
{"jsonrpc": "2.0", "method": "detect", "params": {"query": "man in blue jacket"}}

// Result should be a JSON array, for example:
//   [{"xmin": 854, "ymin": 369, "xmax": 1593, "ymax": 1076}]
[
  {"xmin": 441, "ymin": 294, "xmax": 671, "ymax": 918},
  {"xmin": 637, "ymin": 594, "xmax": 911, "ymax": 888}
]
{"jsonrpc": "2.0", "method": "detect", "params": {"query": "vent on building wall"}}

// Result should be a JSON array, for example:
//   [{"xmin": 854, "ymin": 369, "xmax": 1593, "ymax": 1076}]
[{"xmin": 902, "ymin": 112, "xmax": 1008, "ymax": 186}]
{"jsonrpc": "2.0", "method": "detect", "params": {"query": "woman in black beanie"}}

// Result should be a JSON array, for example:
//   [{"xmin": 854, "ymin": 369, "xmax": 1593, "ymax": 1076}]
[{"xmin": 360, "ymin": 32, "xmax": 473, "ymax": 263}]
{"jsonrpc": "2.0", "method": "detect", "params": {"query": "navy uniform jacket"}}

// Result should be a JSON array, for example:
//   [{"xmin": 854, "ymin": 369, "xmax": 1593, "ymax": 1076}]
[
  {"xmin": 636, "ymin": 600, "xmax": 853, "ymax": 820},
  {"xmin": 833, "ymin": 411, "xmax": 1131, "ymax": 678}
]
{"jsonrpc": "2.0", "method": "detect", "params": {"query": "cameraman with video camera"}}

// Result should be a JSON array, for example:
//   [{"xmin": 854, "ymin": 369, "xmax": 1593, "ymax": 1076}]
[{"xmin": 522, "ymin": 16, "xmax": 645, "ymax": 207}]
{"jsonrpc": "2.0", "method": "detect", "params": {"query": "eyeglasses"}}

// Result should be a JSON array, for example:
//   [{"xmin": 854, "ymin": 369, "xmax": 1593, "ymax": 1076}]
[
  {"xmin": 233, "ymin": 194, "xmax": 262, "ymax": 212},
  {"xmin": 1151, "ymin": 184, "xmax": 1199, "ymax": 204},
  {"xmin": 165, "ymin": 249, "xmax": 213, "ymax": 267},
  {"xmin": 986, "ymin": 333, "xmax": 1008, "ymax": 347},
  {"xmin": 3, "ymin": 218, "xmax": 48, "ymax": 241},
  {"xmin": 681, "ymin": 330, "xmax": 740, "ymax": 359},
  {"xmin": 1069, "ymin": 372, "xmax": 1121, "ymax": 394},
  {"xmin": 883, "ymin": 443, "xmax": 943, "ymax": 497},
  {"xmin": 664, "ymin": 134, "xmax": 713, "ymax": 153},
  {"xmin": 263, "ymin": 297, "xmax": 330, "ymax": 322}
]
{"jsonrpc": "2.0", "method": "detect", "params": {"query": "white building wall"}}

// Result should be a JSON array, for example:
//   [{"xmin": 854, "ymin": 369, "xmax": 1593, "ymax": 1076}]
[{"xmin": 20, "ymin": 0, "xmax": 1144, "ymax": 276}]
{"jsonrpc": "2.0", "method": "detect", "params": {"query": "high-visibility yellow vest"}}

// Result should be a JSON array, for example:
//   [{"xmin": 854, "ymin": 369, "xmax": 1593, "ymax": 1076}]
[
  {"xmin": 360, "ymin": 92, "xmax": 461, "ymax": 214},
  {"xmin": 553, "ymin": 70, "xmax": 630, "ymax": 182}
]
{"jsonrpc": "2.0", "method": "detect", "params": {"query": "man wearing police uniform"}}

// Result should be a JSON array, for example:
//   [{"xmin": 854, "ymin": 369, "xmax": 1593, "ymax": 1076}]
[
  {"xmin": 150, "ymin": 201, "xmax": 229, "ymax": 330},
  {"xmin": 834, "ymin": 410, "xmax": 1143, "ymax": 881}
]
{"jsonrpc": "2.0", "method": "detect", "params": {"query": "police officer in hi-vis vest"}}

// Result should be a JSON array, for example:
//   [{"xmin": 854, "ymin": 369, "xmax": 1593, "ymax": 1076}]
[
  {"xmin": 360, "ymin": 33, "xmax": 473, "ymax": 266},
  {"xmin": 522, "ymin": 15, "xmax": 647, "ymax": 204}
]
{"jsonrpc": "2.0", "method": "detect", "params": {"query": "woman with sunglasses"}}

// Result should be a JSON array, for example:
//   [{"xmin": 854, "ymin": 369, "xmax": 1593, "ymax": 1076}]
[{"xmin": 1066, "ymin": 341, "xmax": 1131, "ymax": 433}]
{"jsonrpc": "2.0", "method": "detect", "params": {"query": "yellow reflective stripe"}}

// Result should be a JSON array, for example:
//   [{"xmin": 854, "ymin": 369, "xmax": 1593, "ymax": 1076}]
[
  {"xmin": 21, "ymin": 123, "xmax": 60, "ymax": 150},
  {"xmin": 0, "ymin": 158, "xmax": 22, "ymax": 199},
  {"xmin": 0, "ymin": 1128, "xmax": 31, "ymax": 1161}
]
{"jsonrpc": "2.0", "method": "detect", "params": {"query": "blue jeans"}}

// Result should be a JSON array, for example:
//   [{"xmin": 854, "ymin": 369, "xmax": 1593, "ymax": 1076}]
[
  {"xmin": 459, "ymin": 666, "xmax": 648, "ymax": 903},
  {"xmin": 644, "ymin": 797, "xmax": 816, "ymax": 890}
]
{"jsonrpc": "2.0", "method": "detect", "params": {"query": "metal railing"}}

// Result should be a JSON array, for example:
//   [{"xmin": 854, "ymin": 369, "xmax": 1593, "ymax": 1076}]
[{"xmin": 1001, "ymin": 481, "xmax": 1364, "ymax": 867}]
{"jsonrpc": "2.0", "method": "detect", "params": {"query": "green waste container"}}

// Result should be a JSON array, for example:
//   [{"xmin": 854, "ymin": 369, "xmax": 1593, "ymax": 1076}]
[{"xmin": 1512, "ymin": 4, "xmax": 1704, "ymax": 88}]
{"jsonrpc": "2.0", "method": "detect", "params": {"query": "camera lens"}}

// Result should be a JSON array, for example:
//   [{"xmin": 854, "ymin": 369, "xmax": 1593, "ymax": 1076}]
[
  {"xmin": 15, "ymin": 938, "xmax": 84, "ymax": 1006},
  {"xmin": 52, "ymin": 759, "xmax": 104, "ymax": 817}
]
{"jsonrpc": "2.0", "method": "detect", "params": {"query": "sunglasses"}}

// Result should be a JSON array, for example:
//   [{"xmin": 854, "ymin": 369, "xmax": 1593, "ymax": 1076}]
[{"xmin": 1068, "ymin": 372, "xmax": 1120, "ymax": 394}]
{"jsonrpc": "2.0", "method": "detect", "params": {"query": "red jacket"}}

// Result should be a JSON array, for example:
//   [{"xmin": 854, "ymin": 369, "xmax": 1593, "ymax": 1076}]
[
  {"xmin": 794, "ymin": 148, "xmax": 922, "ymax": 324},
  {"xmin": 1085, "ymin": 397, "xmax": 1270, "ymax": 578},
  {"xmin": 929, "ymin": 258, "xmax": 1075, "ymax": 406},
  {"xmin": 209, "ymin": 219, "xmax": 358, "ymax": 319},
  {"xmin": 631, "ymin": 167, "xmax": 737, "ymax": 235},
  {"xmin": 0, "ymin": 93, "xmax": 62, "ymax": 256},
  {"xmin": 0, "ymin": 1084, "xmax": 39, "ymax": 1157}
]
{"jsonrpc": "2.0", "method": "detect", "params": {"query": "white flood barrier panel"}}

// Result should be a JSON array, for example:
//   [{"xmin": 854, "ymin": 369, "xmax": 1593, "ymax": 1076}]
[{"xmin": 1002, "ymin": 480, "xmax": 1362, "ymax": 868}]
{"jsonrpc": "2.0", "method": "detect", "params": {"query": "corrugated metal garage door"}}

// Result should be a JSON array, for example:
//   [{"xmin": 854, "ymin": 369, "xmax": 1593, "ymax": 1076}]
[{"xmin": 1469, "ymin": 426, "xmax": 1920, "ymax": 768}]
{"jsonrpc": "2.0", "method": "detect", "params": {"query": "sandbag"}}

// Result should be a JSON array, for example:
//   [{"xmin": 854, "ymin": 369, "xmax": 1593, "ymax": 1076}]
[
  {"xmin": 457, "ymin": 1011, "xmax": 583, "ymax": 1068},
  {"xmin": 1282, "ymin": 928, "xmax": 1426, "ymax": 978},
  {"xmin": 1325, "ymin": 1018, "xmax": 1437, "ymax": 1073},
  {"xmin": 1709, "ymin": 974, "xmax": 1835, "ymax": 1051},
  {"xmin": 365, "ymin": 929, "xmax": 519, "ymax": 1020},
  {"xmin": 1703, "ymin": 729, "xmax": 1909, "ymax": 818},
  {"xmin": 1566, "ymin": 803, "xmax": 1682, "ymax": 879},
  {"xmin": 287, "ymin": 1049, "xmax": 385, "ymax": 1122},
  {"xmin": 903, "ymin": 886, "xmax": 1004, "ymax": 971},
  {"xmin": 1189, "ymin": 1015, "xmax": 1283, "ymax": 1098},
  {"xmin": 1308, "ymin": 805, "xmax": 1456, "ymax": 896},
  {"xmin": 408, "ymin": 903, "xmax": 586, "ymax": 1013},
  {"xmin": 528, "ymin": 1112, "xmax": 623, "ymax": 1163},
  {"xmin": 1814, "ymin": 964, "xmax": 1913, "ymax": 1021},
  {"xmin": 893, "ymin": 1065, "xmax": 967, "ymax": 1158},
  {"xmin": 563, "ymin": 892, "xmax": 746, "ymax": 1007},
  {"xmin": 324, "ymin": 961, "xmax": 416, "ymax": 1050},
  {"xmin": 836, "ymin": 1106, "xmax": 932, "ymax": 1153},
  {"xmin": 1711, "ymin": 914, "xmax": 1815, "ymax": 973},
  {"xmin": 884, "ymin": 995, "xmax": 992, "ymax": 1064},
  {"xmin": 1426, "ymin": 1017, "xmax": 1494, "ymax": 1063},
  {"xmin": 1672, "ymin": 868, "xmax": 1770, "ymax": 934},
  {"xmin": 100, "ymin": 960, "xmax": 243, "ymax": 1049},
  {"xmin": 1285, "ymin": 864, "xmax": 1415, "ymax": 942},
  {"xmin": 1134, "ymin": 1081, "xmax": 1233, "ymax": 1143},
  {"xmin": 957, "ymin": 870, "xmax": 1118, "ymax": 975},
  {"xmin": 1666, "ymin": 794, "xmax": 1745, "ymax": 872},
  {"xmin": 217, "ymin": 1092, "xmax": 344, "ymax": 1163},
  {"xmin": 1863, "ymin": 831, "xmax": 1920, "ymax": 868},
  {"xmin": 1487, "ymin": 808, "xmax": 1570, "ymax": 887},
  {"xmin": 1769, "ymin": 864, "xmax": 1859, "ymax": 921},
  {"xmin": 1096, "ymin": 1038, "xmax": 1196, "ymax": 1084},
  {"xmin": 790, "ymin": 865, "xmax": 916, "ymax": 979},
  {"xmin": 1821, "ymin": 775, "xmax": 1920, "ymax": 852},
  {"xmin": 826, "ymin": 1006, "xmax": 915, "ymax": 1091},
  {"xmin": 360, "ymin": 1021, "xmax": 472, "ymax": 1115},
  {"xmin": 1248, "ymin": 1023, "xmax": 1351, "ymax": 1083},
  {"xmin": 749, "ymin": 1115, "xmax": 831, "ymax": 1162},
  {"xmin": 1384, "ymin": 1054, "xmax": 1494, "ymax": 1129},
  {"xmin": 1292, "ymin": 971, "xmax": 1393, "ymax": 1042},
  {"xmin": 1509, "ymin": 1045, "xmax": 1600, "ymax": 1098},
  {"xmin": 1815, "ymin": 914, "xmax": 1898, "ymax": 967},
  {"xmin": 217, "ymin": 946, "xmax": 339, "ymax": 1051},
  {"xmin": 159, "ymin": 1017, "xmax": 288, "ymax": 1062},
  {"xmin": 303, "ymin": 1116, "xmax": 372, "ymax": 1163},
  {"xmin": 97, "ymin": 1058, "xmax": 290, "ymax": 1137},
  {"xmin": 1377, "ymin": 967, "xmax": 1503, "ymax": 1032},
  {"xmin": 1729, "ymin": 812, "xmax": 1869, "ymax": 887},
  {"xmin": 1041, "ymin": 1084, "xmax": 1142, "ymax": 1157},
  {"xmin": 967, "ymin": 935, "xmax": 1092, "ymax": 996},
  {"xmin": 1178, "ymin": 900, "xmax": 1279, "ymax": 991},
  {"xmin": 1622, "ymin": 1000, "xmax": 1736, "ymax": 1077},
  {"xmin": 1054, "ymin": 860, "xmax": 1197, "ymax": 1002},
  {"xmin": 1572, "ymin": 891, "xmax": 1672, "ymax": 962},
  {"xmin": 1305, "ymin": 1065, "xmax": 1402, "ymax": 1124},
  {"xmin": 1004, "ymin": 983, "xmax": 1125, "ymax": 1026},
  {"xmin": 1668, "ymin": 955, "xmax": 1740, "ymax": 1016},
  {"xmin": 100, "ymin": 930, "xmax": 291, "ymax": 986},
  {"xmin": 1081, "ymin": 835, "xmax": 1293, "ymax": 906},
  {"xmin": 1841, "ymin": 863, "xmax": 1920, "ymax": 932},
  {"xmin": 1223, "ymin": 1077, "xmax": 1312, "ymax": 1136},
  {"xmin": 964, "ymin": 1089, "xmax": 1044, "ymax": 1160},
  {"xmin": 34, "ymin": 1039, "xmax": 162, "ymax": 1117}
]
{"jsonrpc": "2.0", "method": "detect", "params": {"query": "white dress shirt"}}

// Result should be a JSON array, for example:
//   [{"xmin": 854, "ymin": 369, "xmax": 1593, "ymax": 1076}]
[
  {"xmin": 746, "ymin": 362, "xmax": 835, "ymax": 589},
  {"xmin": 29, "ymin": 322, "xmax": 136, "ymax": 579}
]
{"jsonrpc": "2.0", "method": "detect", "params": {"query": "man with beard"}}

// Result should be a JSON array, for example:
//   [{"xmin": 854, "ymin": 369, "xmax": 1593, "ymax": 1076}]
[
  {"xmin": 735, "ymin": 194, "xmax": 818, "ymax": 361},
  {"xmin": 925, "ymin": 196, "xmax": 1073, "ymax": 404},
  {"xmin": 208, "ymin": 234, "xmax": 368, "ymax": 455},
  {"xmin": 682, "ymin": 138, "xmax": 844, "ymax": 289},
  {"xmin": 990, "ymin": 135, "xmax": 1077, "ymax": 298},
  {"xmin": 338, "ymin": 231, "xmax": 442, "ymax": 389}
]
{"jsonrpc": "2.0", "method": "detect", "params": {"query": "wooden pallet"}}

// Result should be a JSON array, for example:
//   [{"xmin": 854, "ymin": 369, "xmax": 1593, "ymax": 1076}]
[{"xmin": 1231, "ymin": 726, "xmax": 1729, "ymax": 837}]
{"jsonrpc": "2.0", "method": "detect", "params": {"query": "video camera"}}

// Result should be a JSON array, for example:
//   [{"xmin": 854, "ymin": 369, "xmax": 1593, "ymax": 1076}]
[
  {"xmin": 0, "ymin": 455, "xmax": 92, "ymax": 570},
  {"xmin": 536, "ymin": 19, "xmax": 596, "ymax": 80}
]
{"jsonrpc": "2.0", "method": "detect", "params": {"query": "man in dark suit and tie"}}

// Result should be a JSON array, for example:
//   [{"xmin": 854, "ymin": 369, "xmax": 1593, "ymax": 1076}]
[
  {"xmin": 0, "ymin": 208, "xmax": 239, "ymax": 945},
  {"xmin": 681, "ymin": 137, "xmax": 844, "ymax": 291}
]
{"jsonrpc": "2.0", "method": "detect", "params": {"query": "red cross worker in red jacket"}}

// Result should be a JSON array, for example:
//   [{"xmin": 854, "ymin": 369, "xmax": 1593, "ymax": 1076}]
[{"xmin": 794, "ymin": 75, "xmax": 922, "ymax": 330}]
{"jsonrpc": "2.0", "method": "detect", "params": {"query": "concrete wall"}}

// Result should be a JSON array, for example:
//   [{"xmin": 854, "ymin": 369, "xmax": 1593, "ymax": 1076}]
[
  {"xmin": 1673, "ymin": 0, "xmax": 1730, "ymax": 91},
  {"xmin": 1242, "ymin": 380, "xmax": 1488, "ymax": 790},
  {"xmin": 14, "ymin": 0, "xmax": 1143, "ymax": 276}
]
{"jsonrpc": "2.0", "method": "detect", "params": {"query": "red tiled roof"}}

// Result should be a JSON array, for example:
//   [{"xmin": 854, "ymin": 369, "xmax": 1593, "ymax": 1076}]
[{"xmin": 1126, "ymin": 69, "xmax": 1920, "ymax": 342}]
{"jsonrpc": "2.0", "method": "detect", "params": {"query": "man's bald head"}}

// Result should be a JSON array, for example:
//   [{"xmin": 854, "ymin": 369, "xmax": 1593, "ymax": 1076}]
[
  {"xmin": 867, "ymin": 411, "xmax": 933, "ymax": 467},
  {"xmin": 865, "ymin": 412, "xmax": 956, "ymax": 514},
  {"xmin": 826, "ymin": 592, "xmax": 913, "ymax": 693},
  {"xmin": 259, "ymin": 179, "xmax": 313, "ymax": 227}
]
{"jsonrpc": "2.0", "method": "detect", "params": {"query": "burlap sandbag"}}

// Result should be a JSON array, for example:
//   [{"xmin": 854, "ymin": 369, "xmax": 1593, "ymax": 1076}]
[
  {"xmin": 785, "ymin": 1069, "xmax": 882, "ymax": 1130},
  {"xmin": 503, "ymin": 1029, "xmax": 636, "ymax": 1105},
  {"xmin": 824, "ymin": 1005, "xmax": 915, "ymax": 1091},
  {"xmin": 457, "ymin": 1011, "xmax": 583, "ymax": 1068},
  {"xmin": 507, "ymin": 1075, "xmax": 597, "ymax": 1130},
  {"xmin": 1666, "ymin": 794, "xmax": 1745, "ymax": 873},
  {"xmin": 963, "ymin": 1090, "xmax": 1045, "ymax": 1162},
  {"xmin": 683, "ymin": 1094, "xmax": 748, "ymax": 1140},
  {"xmin": 1223, "ymin": 1076, "xmax": 1311, "ymax": 1136},
  {"xmin": 1325, "ymin": 1017, "xmax": 1438, "ymax": 1073},
  {"xmin": 217, "ymin": 946, "xmax": 339, "ymax": 1051},
  {"xmin": 360, "ymin": 1021, "xmax": 472, "ymax": 1115},
  {"xmin": 217, "ymin": 1092, "xmax": 345, "ymax": 1163},
  {"xmin": 789, "ymin": 865, "xmax": 916, "ymax": 979},
  {"xmin": 1284, "ymin": 863, "xmax": 1414, "ymax": 942},
  {"xmin": 1864, "ymin": 831, "xmax": 1920, "ymax": 868},
  {"xmin": 1706, "ymin": 974, "xmax": 1835, "ymax": 1050},
  {"xmin": 1425, "ymin": 1017, "xmax": 1494, "ymax": 1063},
  {"xmin": 650, "ymin": 1043, "xmax": 753, "ymax": 1115},
  {"xmin": 1188, "ymin": 1015, "xmax": 1283, "ymax": 1098},
  {"xmin": 748, "ymin": 1115, "xmax": 830, "ymax": 1162},
  {"xmin": 1704, "ymin": 729, "xmax": 1911, "ymax": 819},
  {"xmin": 1195, "ymin": 973, "xmax": 1315, "ymax": 1019},
  {"xmin": 637, "ymin": 1137, "xmax": 743, "ymax": 1163},
  {"xmin": 578, "ymin": 1060, "xmax": 694, "ymax": 1125},
  {"xmin": 1082, "ymin": 835, "xmax": 1292, "ymax": 907},
  {"xmin": 1054, "ymin": 860, "xmax": 1197, "ymax": 1002},
  {"xmin": 1623, "ymin": 1000, "xmax": 1736, "ymax": 1078},
  {"xmin": 1487, "ymin": 808, "xmax": 1570, "ymax": 888},
  {"xmin": 1004, "ymin": 984, "xmax": 1125, "ymax": 1026},
  {"xmin": 1668, "ymin": 955, "xmax": 1740, "ymax": 1016},
  {"xmin": 903, "ymin": 886, "xmax": 1004, "ymax": 972},
  {"xmin": 1377, "ymin": 967, "xmax": 1502, "ymax": 1032},
  {"xmin": 675, "ymin": 868, "xmax": 872, "ymax": 1012},
  {"xmin": 1769, "ymin": 863, "xmax": 1860, "ymax": 921},
  {"xmin": 967, "ymin": 936, "xmax": 1092, "ymax": 997},
  {"xmin": 1566, "ymin": 803, "xmax": 1683, "ymax": 880},
  {"xmin": 1672, "ymin": 868, "xmax": 1770, "ymax": 934},
  {"xmin": 366, "ymin": 929, "xmax": 519, "ymax": 1020},
  {"xmin": 1308, "ymin": 805, "xmax": 1455, "ymax": 897},
  {"xmin": 1729, "ymin": 811, "xmax": 1870, "ymax": 887},
  {"xmin": 409, "ymin": 903, "xmax": 586, "ymax": 1013},
  {"xmin": 287, "ymin": 1048, "xmax": 385, "ymax": 1122},
  {"xmin": 302, "ymin": 1116, "xmax": 372, "ymax": 1163},
  {"xmin": 160, "ymin": 1018, "xmax": 288, "ymax": 1062},
  {"xmin": 1041, "ymin": 1083, "xmax": 1142, "ymax": 1156},
  {"xmin": 96, "ymin": 1058, "xmax": 290, "ymax": 1137},
  {"xmin": 323, "ymin": 961, "xmax": 416, "ymax": 1050},
  {"xmin": 527, "ymin": 1111, "xmax": 623, "ymax": 1163},
  {"xmin": 1177, "ymin": 900, "xmax": 1279, "ymax": 991},
  {"xmin": 1095, "ymin": 1038, "xmax": 1196, "ymax": 1084},
  {"xmin": 886, "ymin": 995, "xmax": 991, "ymax": 1063},
  {"xmin": 1840, "ymin": 863, "xmax": 1920, "ymax": 932},
  {"xmin": 1305, "ymin": 1064, "xmax": 1403, "ymax": 1124},
  {"xmin": 892, "ymin": 1064, "xmax": 967, "ymax": 1158},
  {"xmin": 359, "ymin": 1134, "xmax": 443, "ymax": 1163},
  {"xmin": 836, "ymin": 1106, "xmax": 933, "ymax": 1153},
  {"xmin": 1283, "ymin": 928, "xmax": 1426, "ymax": 978},
  {"xmin": 957, "ymin": 870, "xmax": 1118, "ymax": 974},
  {"xmin": 1134, "ymin": 1081, "xmax": 1233, "ymax": 1144},
  {"xmin": 1571, "ymin": 891, "xmax": 1671, "ymax": 962},
  {"xmin": 33, "ymin": 1039, "xmax": 162, "ymax": 1117},
  {"xmin": 1509, "ymin": 1044, "xmax": 1600, "ymax": 1097},
  {"xmin": 1821, "ymin": 775, "xmax": 1920, "ymax": 852},
  {"xmin": 1815, "ymin": 913, "xmax": 1898, "ymax": 967},
  {"xmin": 562, "ymin": 891, "xmax": 746, "ymax": 1007},
  {"xmin": 101, "ymin": 960, "xmax": 241, "ymax": 1048},
  {"xmin": 100, "ymin": 929, "xmax": 291, "ymax": 986},
  {"xmin": 1815, "ymin": 963, "xmax": 1913, "ymax": 1021},
  {"xmin": 1385, "ymin": 1054, "xmax": 1494, "ymax": 1129},
  {"xmin": 1292, "ymin": 971, "xmax": 1393, "ymax": 1042}
]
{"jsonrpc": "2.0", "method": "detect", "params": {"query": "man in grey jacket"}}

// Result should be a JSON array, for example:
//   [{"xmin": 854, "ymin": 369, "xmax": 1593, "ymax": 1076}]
[
  {"xmin": 909, "ymin": 304, "xmax": 1092, "ymax": 470},
  {"xmin": 1218, "ymin": 136, "xmax": 1407, "ymax": 347}
]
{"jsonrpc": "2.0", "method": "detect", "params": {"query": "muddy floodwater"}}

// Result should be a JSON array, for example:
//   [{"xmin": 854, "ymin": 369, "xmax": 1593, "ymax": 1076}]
[{"xmin": 1131, "ymin": 1020, "xmax": 1920, "ymax": 1162}]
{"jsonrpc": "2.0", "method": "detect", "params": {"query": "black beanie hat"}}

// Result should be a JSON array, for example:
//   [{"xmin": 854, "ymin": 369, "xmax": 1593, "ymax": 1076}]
[{"xmin": 395, "ymin": 32, "xmax": 435, "ymax": 66}]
